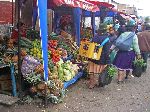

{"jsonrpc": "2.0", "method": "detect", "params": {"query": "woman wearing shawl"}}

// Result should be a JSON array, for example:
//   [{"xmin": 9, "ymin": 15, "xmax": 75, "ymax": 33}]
[{"xmin": 88, "ymin": 23, "xmax": 111, "ymax": 88}]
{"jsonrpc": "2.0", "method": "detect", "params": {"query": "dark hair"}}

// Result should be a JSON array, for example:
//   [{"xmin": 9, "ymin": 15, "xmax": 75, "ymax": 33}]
[
  {"xmin": 97, "ymin": 29, "xmax": 107, "ymax": 35},
  {"xmin": 16, "ymin": 22, "xmax": 24, "ymax": 29},
  {"xmin": 126, "ymin": 25, "xmax": 137, "ymax": 32}
]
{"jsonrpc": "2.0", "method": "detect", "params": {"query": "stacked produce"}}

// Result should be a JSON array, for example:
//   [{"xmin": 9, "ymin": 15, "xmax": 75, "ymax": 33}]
[
  {"xmin": 29, "ymin": 39, "xmax": 42, "ymax": 60},
  {"xmin": 56, "ymin": 59, "xmax": 79, "ymax": 81},
  {"xmin": 19, "ymin": 32, "xmax": 80, "ymax": 104},
  {"xmin": 0, "ymin": 38, "xmax": 19, "ymax": 64},
  {"xmin": 0, "ymin": 28, "xmax": 81, "ymax": 104}
]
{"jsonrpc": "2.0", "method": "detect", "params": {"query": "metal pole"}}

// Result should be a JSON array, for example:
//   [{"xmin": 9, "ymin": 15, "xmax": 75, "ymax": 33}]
[
  {"xmin": 12, "ymin": 0, "xmax": 14, "ymax": 26},
  {"xmin": 17, "ymin": 0, "xmax": 22, "ymax": 98}
]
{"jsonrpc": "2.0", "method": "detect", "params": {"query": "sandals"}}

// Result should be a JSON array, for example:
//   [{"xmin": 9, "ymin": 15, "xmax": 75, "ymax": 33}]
[
  {"xmin": 87, "ymin": 72, "xmax": 98, "ymax": 89},
  {"xmin": 117, "ymin": 80, "xmax": 124, "ymax": 84}
]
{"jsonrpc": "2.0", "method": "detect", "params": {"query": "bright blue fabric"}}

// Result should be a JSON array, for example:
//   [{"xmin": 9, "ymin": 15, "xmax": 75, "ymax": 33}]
[
  {"xmin": 38, "ymin": 0, "xmax": 49, "ymax": 81},
  {"xmin": 99, "ymin": 37, "xmax": 110, "ymax": 48},
  {"xmin": 82, "ymin": 10, "xmax": 116, "ymax": 17},
  {"xmin": 63, "ymin": 72, "xmax": 83, "ymax": 89},
  {"xmin": 73, "ymin": 8, "xmax": 81, "ymax": 46}
]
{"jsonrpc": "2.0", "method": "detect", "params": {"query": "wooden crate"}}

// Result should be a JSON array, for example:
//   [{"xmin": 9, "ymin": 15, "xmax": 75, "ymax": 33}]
[
  {"xmin": 0, "ymin": 74, "xmax": 11, "ymax": 81},
  {"xmin": 0, "ymin": 79, "xmax": 12, "ymax": 91}
]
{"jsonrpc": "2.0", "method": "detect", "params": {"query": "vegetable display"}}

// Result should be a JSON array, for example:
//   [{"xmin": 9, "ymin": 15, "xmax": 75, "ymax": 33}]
[
  {"xmin": 20, "ymin": 32, "xmax": 80, "ymax": 104},
  {"xmin": 0, "ymin": 29, "xmax": 81, "ymax": 104}
]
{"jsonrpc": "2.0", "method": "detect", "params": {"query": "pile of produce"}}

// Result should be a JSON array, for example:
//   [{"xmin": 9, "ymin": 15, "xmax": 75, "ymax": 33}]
[
  {"xmin": 22, "ymin": 55, "xmax": 79, "ymax": 103},
  {"xmin": 29, "ymin": 39, "xmax": 42, "ymax": 59},
  {"xmin": 26, "ymin": 28, "xmax": 40, "ymax": 40},
  {"xmin": 0, "ymin": 29, "xmax": 81, "ymax": 104},
  {"xmin": 0, "ymin": 38, "xmax": 19, "ymax": 64},
  {"xmin": 20, "ymin": 32, "xmax": 80, "ymax": 104},
  {"xmin": 0, "ymin": 28, "xmax": 82, "ymax": 104}
]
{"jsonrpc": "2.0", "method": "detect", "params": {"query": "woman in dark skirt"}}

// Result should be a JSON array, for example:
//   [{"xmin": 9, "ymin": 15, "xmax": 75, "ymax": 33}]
[
  {"xmin": 88, "ymin": 23, "xmax": 111, "ymax": 88},
  {"xmin": 113, "ymin": 21, "xmax": 141, "ymax": 83}
]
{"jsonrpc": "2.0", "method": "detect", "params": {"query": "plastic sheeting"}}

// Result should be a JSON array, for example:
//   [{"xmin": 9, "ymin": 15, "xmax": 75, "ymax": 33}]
[
  {"xmin": 63, "ymin": 72, "xmax": 83, "ymax": 89},
  {"xmin": 73, "ymin": 8, "xmax": 81, "ymax": 46}
]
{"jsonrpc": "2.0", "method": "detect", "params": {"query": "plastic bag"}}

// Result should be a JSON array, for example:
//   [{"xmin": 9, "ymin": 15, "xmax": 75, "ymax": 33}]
[
  {"xmin": 21, "ymin": 55, "xmax": 41, "ymax": 78},
  {"xmin": 110, "ymin": 50, "xmax": 117, "ymax": 63},
  {"xmin": 132, "ymin": 65, "xmax": 143, "ymax": 77},
  {"xmin": 99, "ymin": 66, "xmax": 112, "ymax": 87}
]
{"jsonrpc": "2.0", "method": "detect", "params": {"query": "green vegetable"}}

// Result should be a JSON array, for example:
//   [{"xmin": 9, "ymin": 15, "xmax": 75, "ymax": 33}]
[
  {"xmin": 47, "ymin": 89, "xmax": 67, "ymax": 104},
  {"xmin": 63, "ymin": 75, "xmax": 72, "ymax": 81},
  {"xmin": 20, "ymin": 39, "xmax": 32, "ymax": 48},
  {"xmin": 25, "ymin": 73, "xmax": 42, "ymax": 85},
  {"xmin": 58, "ymin": 65, "xmax": 64, "ymax": 81},
  {"xmin": 26, "ymin": 29, "xmax": 40, "ymax": 40},
  {"xmin": 133, "ymin": 59, "xmax": 146, "ymax": 67},
  {"xmin": 107, "ymin": 66, "xmax": 117, "ymax": 78},
  {"xmin": 21, "ymin": 37, "xmax": 32, "ymax": 44}
]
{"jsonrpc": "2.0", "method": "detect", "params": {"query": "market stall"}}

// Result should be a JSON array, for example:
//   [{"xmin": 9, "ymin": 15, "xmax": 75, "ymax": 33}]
[
  {"xmin": 5, "ymin": 0, "xmax": 100, "ymax": 104},
  {"xmin": 0, "ymin": 24, "xmax": 17, "ymax": 96},
  {"xmin": 81, "ymin": 1, "xmax": 116, "ymax": 37},
  {"xmin": 33, "ymin": 0, "xmax": 99, "ymax": 46}
]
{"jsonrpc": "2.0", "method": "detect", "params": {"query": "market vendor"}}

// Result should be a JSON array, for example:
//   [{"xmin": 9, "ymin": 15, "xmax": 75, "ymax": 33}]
[{"xmin": 11, "ymin": 22, "xmax": 26, "ymax": 42}]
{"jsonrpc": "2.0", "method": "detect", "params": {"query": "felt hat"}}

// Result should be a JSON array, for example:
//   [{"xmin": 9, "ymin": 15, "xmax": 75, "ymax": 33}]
[{"xmin": 98, "ymin": 23, "xmax": 107, "ymax": 32}]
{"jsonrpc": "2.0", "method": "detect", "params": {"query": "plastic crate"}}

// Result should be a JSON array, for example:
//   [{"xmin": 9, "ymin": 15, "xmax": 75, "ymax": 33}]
[
  {"xmin": 88, "ymin": 42, "xmax": 103, "ymax": 60},
  {"xmin": 79, "ymin": 40, "xmax": 103, "ymax": 60},
  {"xmin": 79, "ymin": 40, "xmax": 90, "ymax": 57}
]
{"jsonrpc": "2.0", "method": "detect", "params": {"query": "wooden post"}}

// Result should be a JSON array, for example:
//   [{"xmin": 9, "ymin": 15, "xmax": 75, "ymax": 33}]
[{"xmin": 17, "ymin": 0, "xmax": 22, "ymax": 98}]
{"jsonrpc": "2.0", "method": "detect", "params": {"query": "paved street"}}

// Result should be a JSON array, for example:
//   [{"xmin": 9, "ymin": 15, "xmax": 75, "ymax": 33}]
[{"xmin": 1, "ymin": 60, "xmax": 150, "ymax": 112}]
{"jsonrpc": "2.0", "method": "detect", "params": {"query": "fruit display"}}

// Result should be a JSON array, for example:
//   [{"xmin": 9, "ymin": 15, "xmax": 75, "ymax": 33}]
[
  {"xmin": 29, "ymin": 39, "xmax": 42, "ymax": 60},
  {"xmin": 0, "ymin": 30, "xmax": 81, "ymax": 104}
]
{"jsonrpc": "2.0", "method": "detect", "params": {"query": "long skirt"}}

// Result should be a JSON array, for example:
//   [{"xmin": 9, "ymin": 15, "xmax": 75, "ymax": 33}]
[
  {"xmin": 113, "ymin": 50, "xmax": 136, "ymax": 71},
  {"xmin": 88, "ymin": 61, "xmax": 107, "ymax": 74}
]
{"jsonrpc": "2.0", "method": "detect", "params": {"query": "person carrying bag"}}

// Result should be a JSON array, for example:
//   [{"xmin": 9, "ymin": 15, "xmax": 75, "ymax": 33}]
[
  {"xmin": 112, "ymin": 19, "xmax": 141, "ymax": 84},
  {"xmin": 87, "ymin": 23, "xmax": 111, "ymax": 89}
]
